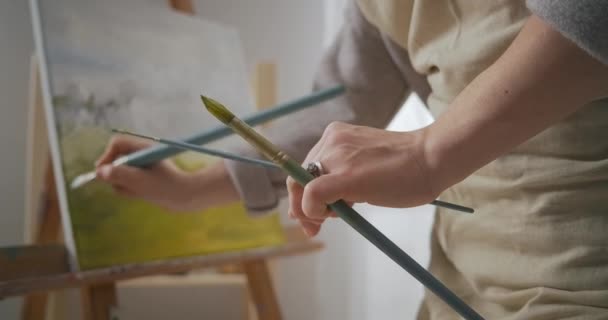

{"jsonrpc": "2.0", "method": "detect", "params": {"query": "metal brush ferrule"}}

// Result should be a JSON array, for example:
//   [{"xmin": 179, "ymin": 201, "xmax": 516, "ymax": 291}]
[{"xmin": 228, "ymin": 118, "xmax": 289, "ymax": 166}]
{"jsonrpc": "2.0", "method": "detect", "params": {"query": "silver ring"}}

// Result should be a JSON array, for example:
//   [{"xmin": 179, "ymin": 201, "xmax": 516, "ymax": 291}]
[{"xmin": 306, "ymin": 161, "xmax": 325, "ymax": 177}]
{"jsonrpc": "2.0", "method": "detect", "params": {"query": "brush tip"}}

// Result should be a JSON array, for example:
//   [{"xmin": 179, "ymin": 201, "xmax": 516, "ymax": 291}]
[
  {"xmin": 70, "ymin": 171, "xmax": 97, "ymax": 189},
  {"xmin": 200, "ymin": 95, "xmax": 234, "ymax": 124}
]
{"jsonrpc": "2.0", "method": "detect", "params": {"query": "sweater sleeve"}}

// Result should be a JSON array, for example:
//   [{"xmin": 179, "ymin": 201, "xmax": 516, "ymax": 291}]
[
  {"xmin": 527, "ymin": 0, "xmax": 608, "ymax": 65},
  {"xmin": 223, "ymin": 1, "xmax": 410, "ymax": 215}
]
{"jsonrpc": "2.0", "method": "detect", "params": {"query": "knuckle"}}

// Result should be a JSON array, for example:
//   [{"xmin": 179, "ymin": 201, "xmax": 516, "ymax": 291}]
[
  {"xmin": 325, "ymin": 124, "xmax": 352, "ymax": 145},
  {"xmin": 337, "ymin": 165, "xmax": 356, "ymax": 177},
  {"xmin": 336, "ymin": 142, "xmax": 355, "ymax": 153},
  {"xmin": 327, "ymin": 132, "xmax": 342, "ymax": 145},
  {"xmin": 326, "ymin": 121, "xmax": 346, "ymax": 132},
  {"xmin": 324, "ymin": 145, "xmax": 354, "ymax": 167},
  {"xmin": 326, "ymin": 122, "xmax": 344, "ymax": 134}
]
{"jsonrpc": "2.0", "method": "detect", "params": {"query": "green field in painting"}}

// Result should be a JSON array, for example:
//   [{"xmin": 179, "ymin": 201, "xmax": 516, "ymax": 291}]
[{"xmin": 61, "ymin": 127, "xmax": 284, "ymax": 270}]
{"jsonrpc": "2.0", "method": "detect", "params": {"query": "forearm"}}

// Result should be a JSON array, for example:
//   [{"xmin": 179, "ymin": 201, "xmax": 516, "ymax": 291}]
[
  {"xmin": 182, "ymin": 162, "xmax": 240, "ymax": 210},
  {"xmin": 424, "ymin": 15, "xmax": 608, "ymax": 193}
]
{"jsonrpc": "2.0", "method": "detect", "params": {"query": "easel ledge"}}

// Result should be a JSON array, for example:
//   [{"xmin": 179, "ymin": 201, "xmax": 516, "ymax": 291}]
[{"xmin": 0, "ymin": 239, "xmax": 322, "ymax": 298}]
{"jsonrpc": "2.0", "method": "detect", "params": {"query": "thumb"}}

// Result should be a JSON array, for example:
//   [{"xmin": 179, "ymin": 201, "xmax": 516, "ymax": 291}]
[{"xmin": 302, "ymin": 173, "xmax": 351, "ymax": 219}]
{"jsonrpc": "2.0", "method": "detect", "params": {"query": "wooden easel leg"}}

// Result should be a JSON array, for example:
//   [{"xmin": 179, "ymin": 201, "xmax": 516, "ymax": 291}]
[
  {"xmin": 21, "ymin": 293, "xmax": 49, "ymax": 320},
  {"xmin": 81, "ymin": 283, "xmax": 118, "ymax": 320},
  {"xmin": 22, "ymin": 157, "xmax": 63, "ymax": 320},
  {"xmin": 243, "ymin": 62, "xmax": 281, "ymax": 320},
  {"xmin": 243, "ymin": 259, "xmax": 282, "ymax": 320},
  {"xmin": 22, "ymin": 56, "xmax": 63, "ymax": 320}
]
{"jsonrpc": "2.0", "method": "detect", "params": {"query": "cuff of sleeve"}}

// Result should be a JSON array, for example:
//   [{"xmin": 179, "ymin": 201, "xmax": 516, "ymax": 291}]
[{"xmin": 223, "ymin": 155, "xmax": 279, "ymax": 216}]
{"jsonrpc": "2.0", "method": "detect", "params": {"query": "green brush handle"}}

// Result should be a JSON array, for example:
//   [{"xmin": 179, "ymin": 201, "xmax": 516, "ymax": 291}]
[{"xmin": 281, "ymin": 159, "xmax": 485, "ymax": 320}]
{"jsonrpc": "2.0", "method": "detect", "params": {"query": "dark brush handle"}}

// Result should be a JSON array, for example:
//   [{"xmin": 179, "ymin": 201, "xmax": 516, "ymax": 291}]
[{"xmin": 282, "ymin": 159, "xmax": 485, "ymax": 320}]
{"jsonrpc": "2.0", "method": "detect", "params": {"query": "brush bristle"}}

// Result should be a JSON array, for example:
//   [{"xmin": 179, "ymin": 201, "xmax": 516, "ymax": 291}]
[{"xmin": 201, "ymin": 95, "xmax": 234, "ymax": 124}]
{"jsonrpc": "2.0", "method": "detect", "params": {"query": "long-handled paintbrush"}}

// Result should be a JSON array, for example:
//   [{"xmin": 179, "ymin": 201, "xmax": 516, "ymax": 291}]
[
  {"xmin": 201, "ymin": 95, "xmax": 484, "ymax": 320},
  {"xmin": 111, "ymin": 129, "xmax": 277, "ymax": 169}
]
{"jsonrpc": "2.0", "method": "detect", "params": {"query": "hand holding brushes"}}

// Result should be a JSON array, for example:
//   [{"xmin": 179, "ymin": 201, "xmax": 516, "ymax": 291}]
[{"xmin": 201, "ymin": 95, "xmax": 484, "ymax": 320}]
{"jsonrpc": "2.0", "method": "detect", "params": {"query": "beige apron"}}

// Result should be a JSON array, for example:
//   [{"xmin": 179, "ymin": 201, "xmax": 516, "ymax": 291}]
[{"xmin": 358, "ymin": 1, "xmax": 608, "ymax": 319}]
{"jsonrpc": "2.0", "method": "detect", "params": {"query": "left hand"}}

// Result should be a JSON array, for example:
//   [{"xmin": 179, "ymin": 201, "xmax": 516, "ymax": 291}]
[{"xmin": 287, "ymin": 122, "xmax": 439, "ymax": 237}]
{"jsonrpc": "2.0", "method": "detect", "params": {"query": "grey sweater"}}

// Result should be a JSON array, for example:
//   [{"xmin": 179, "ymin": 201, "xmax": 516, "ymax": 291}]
[
  {"xmin": 528, "ymin": 0, "xmax": 608, "ymax": 65},
  {"xmin": 225, "ymin": 0, "xmax": 608, "ymax": 214}
]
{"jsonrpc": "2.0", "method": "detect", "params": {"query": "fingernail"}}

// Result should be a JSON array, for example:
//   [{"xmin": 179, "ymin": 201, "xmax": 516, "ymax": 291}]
[{"xmin": 98, "ymin": 165, "xmax": 112, "ymax": 179}]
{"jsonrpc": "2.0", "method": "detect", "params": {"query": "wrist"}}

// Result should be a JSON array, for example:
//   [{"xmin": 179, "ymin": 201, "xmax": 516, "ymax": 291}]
[
  {"xmin": 181, "ymin": 162, "xmax": 240, "ymax": 211},
  {"xmin": 418, "ymin": 125, "xmax": 458, "ymax": 195},
  {"xmin": 176, "ymin": 170, "xmax": 205, "ymax": 211}
]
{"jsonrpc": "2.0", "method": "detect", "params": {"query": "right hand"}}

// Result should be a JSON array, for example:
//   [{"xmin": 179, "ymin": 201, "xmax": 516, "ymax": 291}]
[{"xmin": 95, "ymin": 135, "xmax": 199, "ymax": 211}]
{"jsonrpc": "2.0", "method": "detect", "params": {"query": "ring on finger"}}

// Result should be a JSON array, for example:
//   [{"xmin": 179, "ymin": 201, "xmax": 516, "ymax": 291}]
[{"xmin": 305, "ymin": 161, "xmax": 325, "ymax": 178}]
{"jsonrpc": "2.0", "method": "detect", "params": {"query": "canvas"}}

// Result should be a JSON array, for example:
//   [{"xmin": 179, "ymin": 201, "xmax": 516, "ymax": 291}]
[{"xmin": 30, "ymin": 0, "xmax": 284, "ymax": 270}]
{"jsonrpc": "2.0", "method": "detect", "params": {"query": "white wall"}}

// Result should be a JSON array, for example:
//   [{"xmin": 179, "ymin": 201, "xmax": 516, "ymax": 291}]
[
  {"xmin": 0, "ymin": 0, "xmax": 34, "ymax": 318},
  {"xmin": 193, "ymin": 0, "xmax": 325, "ymax": 103},
  {"xmin": 0, "ymin": 0, "xmax": 32, "ymax": 248},
  {"xmin": 358, "ymin": 95, "xmax": 435, "ymax": 320}
]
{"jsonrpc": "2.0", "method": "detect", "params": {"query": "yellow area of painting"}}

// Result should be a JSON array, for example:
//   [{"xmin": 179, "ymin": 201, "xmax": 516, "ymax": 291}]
[{"xmin": 62, "ymin": 128, "xmax": 284, "ymax": 270}]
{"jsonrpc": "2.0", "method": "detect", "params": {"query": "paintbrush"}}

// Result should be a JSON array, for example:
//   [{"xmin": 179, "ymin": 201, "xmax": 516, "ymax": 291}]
[
  {"xmin": 201, "ymin": 95, "xmax": 484, "ymax": 320},
  {"xmin": 70, "ymin": 85, "xmax": 345, "ymax": 189},
  {"xmin": 111, "ymin": 129, "xmax": 277, "ymax": 169},
  {"xmin": 114, "ymin": 130, "xmax": 471, "ymax": 213}
]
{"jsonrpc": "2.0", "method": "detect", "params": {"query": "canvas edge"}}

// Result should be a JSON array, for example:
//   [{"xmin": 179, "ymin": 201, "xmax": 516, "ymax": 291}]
[{"xmin": 29, "ymin": 0, "xmax": 81, "ymax": 271}]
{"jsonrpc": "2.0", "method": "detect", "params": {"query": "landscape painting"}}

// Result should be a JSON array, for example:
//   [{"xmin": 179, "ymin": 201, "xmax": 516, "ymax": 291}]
[{"xmin": 31, "ymin": 0, "xmax": 284, "ymax": 270}]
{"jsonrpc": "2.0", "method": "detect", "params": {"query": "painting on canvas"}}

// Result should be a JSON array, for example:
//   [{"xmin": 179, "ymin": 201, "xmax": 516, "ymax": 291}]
[{"xmin": 30, "ymin": 0, "xmax": 284, "ymax": 270}]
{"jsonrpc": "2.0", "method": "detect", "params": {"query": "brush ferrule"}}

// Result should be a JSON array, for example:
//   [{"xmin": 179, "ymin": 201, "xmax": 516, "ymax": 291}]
[
  {"xmin": 228, "ymin": 118, "xmax": 289, "ymax": 166},
  {"xmin": 272, "ymin": 151, "xmax": 290, "ymax": 165}
]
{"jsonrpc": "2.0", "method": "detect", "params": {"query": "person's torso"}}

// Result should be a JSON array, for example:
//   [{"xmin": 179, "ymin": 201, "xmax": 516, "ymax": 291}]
[{"xmin": 358, "ymin": 1, "xmax": 608, "ymax": 318}]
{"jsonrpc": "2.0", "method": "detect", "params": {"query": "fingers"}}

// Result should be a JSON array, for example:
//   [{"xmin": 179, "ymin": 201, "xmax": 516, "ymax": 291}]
[
  {"xmin": 287, "ymin": 177, "xmax": 324, "ymax": 226},
  {"xmin": 302, "ymin": 174, "xmax": 350, "ymax": 219},
  {"xmin": 96, "ymin": 164, "xmax": 151, "ymax": 196},
  {"xmin": 96, "ymin": 135, "xmax": 151, "ymax": 167},
  {"xmin": 287, "ymin": 174, "xmax": 350, "ymax": 236},
  {"xmin": 112, "ymin": 185, "xmax": 136, "ymax": 198},
  {"xmin": 287, "ymin": 177, "xmax": 304, "ymax": 220},
  {"xmin": 287, "ymin": 176, "xmax": 324, "ymax": 237},
  {"xmin": 286, "ymin": 122, "xmax": 356, "ymax": 236},
  {"xmin": 301, "ymin": 221, "xmax": 322, "ymax": 237}
]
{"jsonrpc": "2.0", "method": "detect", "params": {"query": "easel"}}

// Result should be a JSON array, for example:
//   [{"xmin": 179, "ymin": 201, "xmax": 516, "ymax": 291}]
[{"xmin": 1, "ymin": 1, "xmax": 322, "ymax": 319}]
